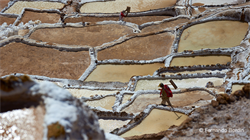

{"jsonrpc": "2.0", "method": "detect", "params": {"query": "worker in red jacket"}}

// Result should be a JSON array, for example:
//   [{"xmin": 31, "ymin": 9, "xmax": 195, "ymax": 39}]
[
  {"xmin": 158, "ymin": 83, "xmax": 173, "ymax": 106},
  {"xmin": 119, "ymin": 10, "xmax": 128, "ymax": 21}
]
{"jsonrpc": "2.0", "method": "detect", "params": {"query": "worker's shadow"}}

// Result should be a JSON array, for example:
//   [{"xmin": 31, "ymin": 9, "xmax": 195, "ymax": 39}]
[{"xmin": 119, "ymin": 21, "xmax": 126, "ymax": 25}]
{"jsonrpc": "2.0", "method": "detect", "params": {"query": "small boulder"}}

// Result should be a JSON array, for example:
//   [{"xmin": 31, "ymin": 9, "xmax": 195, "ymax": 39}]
[
  {"xmin": 211, "ymin": 100, "xmax": 219, "ymax": 107},
  {"xmin": 216, "ymin": 94, "xmax": 230, "ymax": 104},
  {"xmin": 242, "ymin": 84, "xmax": 250, "ymax": 98}
]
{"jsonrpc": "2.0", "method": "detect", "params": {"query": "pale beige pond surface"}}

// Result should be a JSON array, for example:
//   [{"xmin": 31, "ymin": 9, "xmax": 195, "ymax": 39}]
[
  {"xmin": 85, "ymin": 63, "xmax": 164, "ymax": 83},
  {"xmin": 231, "ymin": 84, "xmax": 244, "ymax": 93},
  {"xmin": 99, "ymin": 119, "xmax": 130, "ymax": 133},
  {"xmin": 86, "ymin": 96, "xmax": 116, "ymax": 110},
  {"xmin": 4, "ymin": 1, "xmax": 64, "ymax": 15},
  {"xmin": 67, "ymin": 89, "xmax": 118, "ymax": 98},
  {"xmin": 121, "ymin": 109, "xmax": 188, "ymax": 137},
  {"xmin": 123, "ymin": 91, "xmax": 213, "ymax": 113},
  {"xmin": 122, "ymin": 94, "xmax": 133, "ymax": 104},
  {"xmin": 135, "ymin": 78, "xmax": 223, "ymax": 91},
  {"xmin": 80, "ymin": 0, "xmax": 176, "ymax": 13},
  {"xmin": 178, "ymin": 21, "xmax": 248, "ymax": 52},
  {"xmin": 170, "ymin": 55, "xmax": 231, "ymax": 67}
]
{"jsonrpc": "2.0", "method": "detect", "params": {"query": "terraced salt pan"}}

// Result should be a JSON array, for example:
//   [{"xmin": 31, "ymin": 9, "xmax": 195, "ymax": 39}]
[
  {"xmin": 0, "ymin": 15, "xmax": 16, "ymax": 25},
  {"xmin": 231, "ymin": 84, "xmax": 244, "ymax": 93},
  {"xmin": 191, "ymin": 0, "xmax": 244, "ymax": 5},
  {"xmin": 170, "ymin": 55, "xmax": 231, "ymax": 67},
  {"xmin": 0, "ymin": 106, "xmax": 45, "ymax": 140},
  {"xmin": 4, "ymin": 1, "xmax": 64, "ymax": 15},
  {"xmin": 0, "ymin": 0, "xmax": 9, "ymax": 11},
  {"xmin": 135, "ymin": 78, "xmax": 223, "ymax": 91},
  {"xmin": 67, "ymin": 89, "xmax": 118, "ymax": 98},
  {"xmin": 86, "ymin": 96, "xmax": 116, "ymax": 110},
  {"xmin": 178, "ymin": 21, "xmax": 248, "ymax": 52},
  {"xmin": 85, "ymin": 63, "xmax": 164, "ymax": 83},
  {"xmin": 29, "ymin": 25, "xmax": 133, "ymax": 47},
  {"xmin": 123, "ymin": 91, "xmax": 214, "ymax": 113},
  {"xmin": 80, "ymin": 0, "xmax": 176, "ymax": 13},
  {"xmin": 142, "ymin": 18, "xmax": 189, "ymax": 33},
  {"xmin": 0, "ymin": 42, "xmax": 90, "ymax": 79},
  {"xmin": 121, "ymin": 109, "xmax": 188, "ymax": 137},
  {"xmin": 99, "ymin": 119, "xmax": 130, "ymax": 133},
  {"xmin": 18, "ymin": 11, "xmax": 61, "ymax": 25},
  {"xmin": 98, "ymin": 32, "xmax": 174, "ymax": 60}
]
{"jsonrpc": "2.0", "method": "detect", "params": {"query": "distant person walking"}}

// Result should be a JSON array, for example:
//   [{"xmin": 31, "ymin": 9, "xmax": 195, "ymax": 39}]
[
  {"xmin": 119, "ymin": 10, "xmax": 128, "ymax": 21},
  {"xmin": 158, "ymin": 83, "xmax": 173, "ymax": 106}
]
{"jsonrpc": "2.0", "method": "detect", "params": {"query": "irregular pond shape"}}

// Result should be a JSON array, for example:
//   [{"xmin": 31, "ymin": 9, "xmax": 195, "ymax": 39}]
[
  {"xmin": 98, "ymin": 32, "xmax": 174, "ymax": 60},
  {"xmin": 231, "ymin": 84, "xmax": 244, "ymax": 93},
  {"xmin": 67, "ymin": 89, "xmax": 118, "ymax": 98},
  {"xmin": 123, "ymin": 91, "xmax": 213, "ymax": 113},
  {"xmin": 135, "ymin": 78, "xmax": 223, "ymax": 91},
  {"xmin": 29, "ymin": 25, "xmax": 133, "ymax": 47},
  {"xmin": 17, "ymin": 11, "xmax": 60, "ymax": 25},
  {"xmin": 4, "ymin": 1, "xmax": 64, "ymax": 15},
  {"xmin": 80, "ymin": 0, "xmax": 177, "ymax": 13},
  {"xmin": 121, "ymin": 109, "xmax": 188, "ymax": 137},
  {"xmin": 86, "ymin": 96, "xmax": 116, "ymax": 110},
  {"xmin": 170, "ymin": 55, "xmax": 231, "ymax": 67},
  {"xmin": 85, "ymin": 63, "xmax": 164, "ymax": 83},
  {"xmin": 0, "ymin": 15, "xmax": 16, "ymax": 25},
  {"xmin": 0, "ymin": 42, "xmax": 90, "ymax": 79},
  {"xmin": 99, "ymin": 119, "xmax": 130, "ymax": 133},
  {"xmin": 178, "ymin": 21, "xmax": 248, "ymax": 52}
]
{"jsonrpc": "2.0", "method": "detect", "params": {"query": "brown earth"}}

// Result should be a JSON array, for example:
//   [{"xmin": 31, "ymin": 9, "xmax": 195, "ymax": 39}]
[
  {"xmin": 29, "ymin": 24, "xmax": 133, "ymax": 47},
  {"xmin": 0, "ymin": 42, "xmax": 90, "ymax": 79},
  {"xmin": 0, "ymin": 15, "xmax": 16, "ymax": 25},
  {"xmin": 192, "ymin": 3, "xmax": 204, "ymax": 6},
  {"xmin": 17, "ymin": 11, "xmax": 60, "ymax": 25},
  {"xmin": 97, "ymin": 32, "xmax": 174, "ymax": 60},
  {"xmin": 65, "ymin": 16, "xmax": 172, "ymax": 26},
  {"xmin": 141, "ymin": 18, "xmax": 189, "ymax": 33},
  {"xmin": 0, "ymin": 0, "xmax": 9, "ymax": 11}
]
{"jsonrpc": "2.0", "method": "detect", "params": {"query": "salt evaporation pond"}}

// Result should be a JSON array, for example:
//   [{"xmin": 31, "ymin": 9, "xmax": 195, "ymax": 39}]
[
  {"xmin": 135, "ymin": 78, "xmax": 223, "ymax": 91},
  {"xmin": 99, "ymin": 119, "xmax": 130, "ymax": 133},
  {"xmin": 123, "ymin": 91, "xmax": 214, "ymax": 113},
  {"xmin": 178, "ymin": 21, "xmax": 248, "ymax": 52},
  {"xmin": 121, "ymin": 109, "xmax": 188, "ymax": 137},
  {"xmin": 170, "ymin": 55, "xmax": 231, "ymax": 67},
  {"xmin": 67, "ymin": 89, "xmax": 118, "ymax": 98},
  {"xmin": 86, "ymin": 96, "xmax": 116, "ymax": 110},
  {"xmin": 231, "ymin": 84, "xmax": 244, "ymax": 93},
  {"xmin": 29, "ymin": 25, "xmax": 133, "ymax": 47},
  {"xmin": 80, "ymin": 0, "xmax": 176, "ymax": 13},
  {"xmin": 4, "ymin": 1, "xmax": 64, "ymax": 15},
  {"xmin": 85, "ymin": 63, "xmax": 164, "ymax": 83}
]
